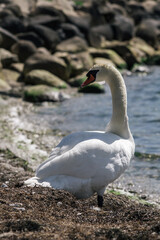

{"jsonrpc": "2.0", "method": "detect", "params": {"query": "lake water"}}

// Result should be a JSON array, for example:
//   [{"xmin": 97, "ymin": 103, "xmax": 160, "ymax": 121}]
[{"xmin": 33, "ymin": 66, "xmax": 160, "ymax": 203}]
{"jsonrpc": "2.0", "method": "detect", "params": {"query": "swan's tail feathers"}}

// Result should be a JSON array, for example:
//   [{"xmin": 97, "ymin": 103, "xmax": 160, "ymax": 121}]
[{"xmin": 24, "ymin": 177, "xmax": 41, "ymax": 187}]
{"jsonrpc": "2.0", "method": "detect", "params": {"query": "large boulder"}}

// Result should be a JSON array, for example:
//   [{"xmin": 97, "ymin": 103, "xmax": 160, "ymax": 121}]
[
  {"xmin": 93, "ymin": 57, "xmax": 115, "ymax": 67},
  {"xmin": 54, "ymin": 50, "xmax": 93, "ymax": 77},
  {"xmin": 69, "ymin": 51, "xmax": 93, "ymax": 77},
  {"xmin": 146, "ymin": 50, "xmax": 160, "ymax": 65},
  {"xmin": 28, "ymin": 14, "xmax": 62, "ymax": 30},
  {"xmin": 23, "ymin": 85, "xmax": 70, "ymax": 102},
  {"xmin": 88, "ymin": 24, "xmax": 114, "ymax": 48},
  {"xmin": 112, "ymin": 15, "xmax": 134, "ymax": 41},
  {"xmin": 0, "ymin": 78, "xmax": 11, "ymax": 91},
  {"xmin": 11, "ymin": 40, "xmax": 37, "ymax": 62},
  {"xmin": 58, "ymin": 23, "xmax": 84, "ymax": 40},
  {"xmin": 89, "ymin": 48, "xmax": 126, "ymax": 69},
  {"xmin": 25, "ymin": 70, "xmax": 68, "ymax": 89},
  {"xmin": 17, "ymin": 32, "xmax": 44, "ymax": 48},
  {"xmin": 56, "ymin": 36, "xmax": 88, "ymax": 53},
  {"xmin": 27, "ymin": 24, "xmax": 60, "ymax": 50},
  {"xmin": 0, "ymin": 27, "xmax": 18, "ymax": 49},
  {"xmin": 4, "ymin": 3, "xmax": 23, "ymax": 18},
  {"xmin": 32, "ymin": 4, "xmax": 65, "ymax": 22},
  {"xmin": 0, "ymin": 48, "xmax": 18, "ymax": 67},
  {"xmin": 126, "ymin": 2, "xmax": 147, "ymax": 25},
  {"xmin": 129, "ymin": 38, "xmax": 155, "ymax": 57},
  {"xmin": 1, "ymin": 69, "xmax": 20, "ymax": 87},
  {"xmin": 9, "ymin": 63, "xmax": 24, "ymax": 73},
  {"xmin": 11, "ymin": 0, "xmax": 37, "ymax": 15},
  {"xmin": 0, "ymin": 15, "xmax": 26, "ymax": 34},
  {"xmin": 79, "ymin": 83, "xmax": 105, "ymax": 94},
  {"xmin": 135, "ymin": 19, "xmax": 160, "ymax": 48},
  {"xmin": 23, "ymin": 52, "xmax": 71, "ymax": 81}
]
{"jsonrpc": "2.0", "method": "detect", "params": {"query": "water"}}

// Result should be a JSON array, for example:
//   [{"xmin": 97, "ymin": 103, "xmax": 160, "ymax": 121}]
[{"xmin": 32, "ymin": 66, "xmax": 160, "ymax": 203}]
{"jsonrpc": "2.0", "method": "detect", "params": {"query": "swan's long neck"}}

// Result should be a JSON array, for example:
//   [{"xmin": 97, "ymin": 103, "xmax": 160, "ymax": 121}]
[{"xmin": 104, "ymin": 66, "xmax": 131, "ymax": 139}]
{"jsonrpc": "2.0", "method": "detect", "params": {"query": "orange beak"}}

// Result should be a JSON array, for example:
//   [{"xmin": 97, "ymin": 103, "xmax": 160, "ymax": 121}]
[{"xmin": 81, "ymin": 74, "xmax": 95, "ymax": 88}]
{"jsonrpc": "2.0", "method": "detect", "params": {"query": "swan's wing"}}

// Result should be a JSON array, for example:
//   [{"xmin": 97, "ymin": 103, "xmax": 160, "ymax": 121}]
[
  {"xmin": 36, "ymin": 131, "xmax": 105, "ymax": 173},
  {"xmin": 36, "ymin": 136, "xmax": 133, "ymax": 183}
]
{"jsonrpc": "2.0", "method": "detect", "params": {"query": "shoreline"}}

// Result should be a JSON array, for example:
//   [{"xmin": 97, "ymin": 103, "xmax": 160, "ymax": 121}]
[{"xmin": 0, "ymin": 94, "xmax": 159, "ymax": 205}]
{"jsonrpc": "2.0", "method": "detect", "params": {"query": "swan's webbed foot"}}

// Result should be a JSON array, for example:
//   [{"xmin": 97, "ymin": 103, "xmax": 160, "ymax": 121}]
[{"xmin": 97, "ymin": 195, "xmax": 103, "ymax": 208}]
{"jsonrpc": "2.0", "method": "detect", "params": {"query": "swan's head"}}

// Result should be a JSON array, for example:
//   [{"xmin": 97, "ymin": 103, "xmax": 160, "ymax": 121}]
[{"xmin": 81, "ymin": 64, "xmax": 114, "ymax": 88}]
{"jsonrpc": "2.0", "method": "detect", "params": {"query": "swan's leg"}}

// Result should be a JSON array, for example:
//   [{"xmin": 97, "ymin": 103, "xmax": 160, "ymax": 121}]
[
  {"xmin": 97, "ymin": 195, "xmax": 103, "ymax": 207},
  {"xmin": 97, "ymin": 187, "xmax": 105, "ymax": 207}
]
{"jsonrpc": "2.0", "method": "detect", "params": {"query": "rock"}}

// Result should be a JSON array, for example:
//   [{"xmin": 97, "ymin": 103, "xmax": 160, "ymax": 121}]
[
  {"xmin": 58, "ymin": 23, "xmax": 84, "ymax": 40},
  {"xmin": 146, "ymin": 50, "xmax": 160, "ymax": 65},
  {"xmin": 66, "ymin": 10, "xmax": 91, "ymax": 33},
  {"xmin": 129, "ymin": 38, "xmax": 155, "ymax": 57},
  {"xmin": 32, "ymin": 4, "xmax": 65, "ymax": 22},
  {"xmin": 27, "ymin": 24, "xmax": 60, "ymax": 50},
  {"xmin": 88, "ymin": 24, "xmax": 113, "ymax": 48},
  {"xmin": 0, "ymin": 78, "xmax": 11, "ymax": 91},
  {"xmin": 37, "ymin": 0, "xmax": 75, "ymax": 17},
  {"xmin": 11, "ymin": 40, "xmax": 37, "ymax": 62},
  {"xmin": 0, "ymin": 27, "xmax": 18, "ymax": 49},
  {"xmin": 9, "ymin": 63, "xmax": 24, "ymax": 73},
  {"xmin": 135, "ymin": 19, "xmax": 160, "ymax": 48},
  {"xmin": 36, "ymin": 47, "xmax": 50, "ymax": 55},
  {"xmin": 0, "ymin": 15, "xmax": 26, "ymax": 34},
  {"xmin": 103, "ymin": 41, "xmax": 147, "ymax": 69},
  {"xmin": 17, "ymin": 32, "xmax": 44, "ymax": 48},
  {"xmin": 68, "ymin": 74, "xmax": 86, "ymax": 87},
  {"xmin": 1, "ymin": 69, "xmax": 20, "ymax": 87},
  {"xmin": 112, "ymin": 15, "xmax": 134, "ymax": 41},
  {"xmin": 89, "ymin": 48, "xmax": 126, "ymax": 69},
  {"xmin": 93, "ymin": 57, "xmax": 115, "ymax": 67},
  {"xmin": 70, "ymin": 51, "xmax": 93, "ymax": 77},
  {"xmin": 0, "ymin": 48, "xmax": 18, "ymax": 67},
  {"xmin": 142, "ymin": 0, "xmax": 157, "ymax": 14},
  {"xmin": 78, "ymin": 83, "xmax": 105, "ymax": 94},
  {"xmin": 23, "ymin": 52, "xmax": 70, "ymax": 81},
  {"xmin": 0, "ymin": 8, "xmax": 15, "ymax": 19},
  {"xmin": 132, "ymin": 65, "xmax": 150, "ymax": 74},
  {"xmin": 25, "ymin": 70, "xmax": 68, "ymax": 89},
  {"xmin": 4, "ymin": 3, "xmax": 23, "ymax": 17},
  {"xmin": 54, "ymin": 50, "xmax": 93, "ymax": 77},
  {"xmin": 56, "ymin": 36, "xmax": 88, "ymax": 53},
  {"xmin": 23, "ymin": 85, "xmax": 69, "ymax": 102},
  {"xmin": 11, "ymin": 0, "xmax": 37, "ymax": 14},
  {"xmin": 126, "ymin": 2, "xmax": 147, "ymax": 25},
  {"xmin": 29, "ymin": 14, "xmax": 62, "ymax": 29}
]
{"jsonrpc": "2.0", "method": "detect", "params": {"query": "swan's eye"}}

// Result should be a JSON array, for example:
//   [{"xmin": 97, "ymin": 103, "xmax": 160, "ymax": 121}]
[
  {"xmin": 86, "ymin": 70, "xmax": 99, "ymax": 79},
  {"xmin": 81, "ymin": 70, "xmax": 99, "ymax": 87}
]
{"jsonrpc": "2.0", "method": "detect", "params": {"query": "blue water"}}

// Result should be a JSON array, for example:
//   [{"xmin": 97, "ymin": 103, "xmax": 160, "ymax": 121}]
[
  {"xmin": 33, "ymin": 66, "xmax": 160, "ymax": 202},
  {"xmin": 39, "ymin": 67, "xmax": 160, "ymax": 155}
]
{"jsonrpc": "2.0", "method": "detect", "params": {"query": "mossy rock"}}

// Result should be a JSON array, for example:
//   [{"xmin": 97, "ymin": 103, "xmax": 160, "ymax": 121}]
[
  {"xmin": 89, "ymin": 48, "xmax": 126, "ymax": 69},
  {"xmin": 25, "ymin": 70, "xmax": 67, "ymax": 89},
  {"xmin": 1, "ymin": 69, "xmax": 20, "ymax": 87},
  {"xmin": 78, "ymin": 82, "xmax": 105, "ymax": 94},
  {"xmin": 23, "ymin": 85, "xmax": 61, "ymax": 102},
  {"xmin": 145, "ymin": 51, "xmax": 160, "ymax": 65},
  {"xmin": 69, "ymin": 76, "xmax": 86, "ymax": 87},
  {"xmin": 0, "ymin": 78, "xmax": 11, "ymax": 91}
]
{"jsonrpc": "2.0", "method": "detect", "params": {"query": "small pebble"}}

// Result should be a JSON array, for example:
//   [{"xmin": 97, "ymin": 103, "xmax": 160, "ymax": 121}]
[
  {"xmin": 1, "ymin": 183, "xmax": 8, "ymax": 188},
  {"xmin": 9, "ymin": 203, "xmax": 23, "ymax": 207},
  {"xmin": 77, "ymin": 212, "xmax": 82, "ymax": 216},
  {"xmin": 13, "ymin": 207, "xmax": 25, "ymax": 211},
  {"xmin": 57, "ymin": 201, "xmax": 62, "ymax": 206},
  {"xmin": 91, "ymin": 206, "xmax": 101, "ymax": 211}
]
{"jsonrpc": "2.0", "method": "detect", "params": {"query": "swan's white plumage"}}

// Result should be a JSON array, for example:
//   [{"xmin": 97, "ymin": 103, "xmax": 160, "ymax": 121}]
[{"xmin": 25, "ymin": 64, "xmax": 135, "ymax": 200}]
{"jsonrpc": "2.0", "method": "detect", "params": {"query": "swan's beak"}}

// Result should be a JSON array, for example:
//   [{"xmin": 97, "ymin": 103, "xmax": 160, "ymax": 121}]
[{"xmin": 81, "ymin": 74, "xmax": 95, "ymax": 88}]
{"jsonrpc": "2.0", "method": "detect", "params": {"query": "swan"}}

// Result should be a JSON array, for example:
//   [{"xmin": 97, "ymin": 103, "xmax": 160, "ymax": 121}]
[{"xmin": 25, "ymin": 64, "xmax": 135, "ymax": 207}]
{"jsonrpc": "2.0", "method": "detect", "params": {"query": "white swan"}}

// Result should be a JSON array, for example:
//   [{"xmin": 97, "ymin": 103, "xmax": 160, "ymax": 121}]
[{"xmin": 25, "ymin": 64, "xmax": 135, "ymax": 207}]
